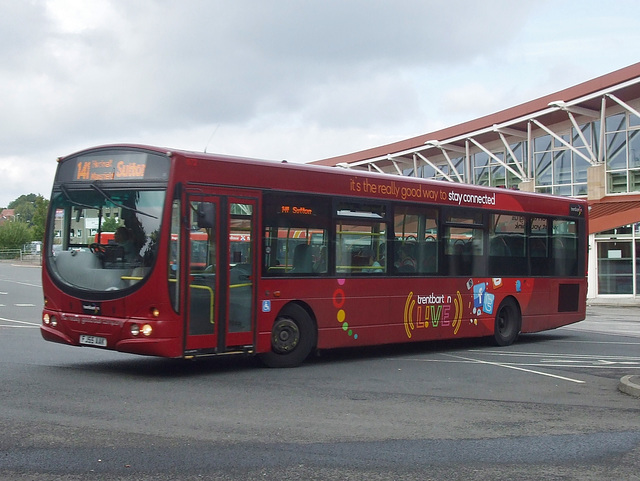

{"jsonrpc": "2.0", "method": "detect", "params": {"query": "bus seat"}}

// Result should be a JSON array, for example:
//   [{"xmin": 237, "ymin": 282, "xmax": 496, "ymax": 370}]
[
  {"xmin": 291, "ymin": 244, "xmax": 312, "ymax": 273},
  {"xmin": 490, "ymin": 236, "xmax": 511, "ymax": 256}
]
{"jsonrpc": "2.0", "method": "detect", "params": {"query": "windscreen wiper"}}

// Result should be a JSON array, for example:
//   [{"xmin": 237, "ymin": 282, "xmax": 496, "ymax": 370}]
[
  {"xmin": 59, "ymin": 184, "xmax": 95, "ymax": 210},
  {"xmin": 90, "ymin": 181, "xmax": 158, "ymax": 219}
]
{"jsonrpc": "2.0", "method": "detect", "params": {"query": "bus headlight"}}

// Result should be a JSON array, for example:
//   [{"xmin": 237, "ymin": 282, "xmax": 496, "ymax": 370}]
[
  {"xmin": 142, "ymin": 324, "xmax": 153, "ymax": 337},
  {"xmin": 130, "ymin": 324, "xmax": 140, "ymax": 336},
  {"xmin": 43, "ymin": 313, "xmax": 50, "ymax": 325}
]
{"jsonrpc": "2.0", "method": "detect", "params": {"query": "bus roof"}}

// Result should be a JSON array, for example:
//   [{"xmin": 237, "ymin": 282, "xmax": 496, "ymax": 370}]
[{"xmin": 58, "ymin": 144, "xmax": 586, "ymax": 219}]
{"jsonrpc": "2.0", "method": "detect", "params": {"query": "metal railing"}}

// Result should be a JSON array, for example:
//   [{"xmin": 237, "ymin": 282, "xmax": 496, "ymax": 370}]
[{"xmin": 0, "ymin": 249, "xmax": 42, "ymax": 264}]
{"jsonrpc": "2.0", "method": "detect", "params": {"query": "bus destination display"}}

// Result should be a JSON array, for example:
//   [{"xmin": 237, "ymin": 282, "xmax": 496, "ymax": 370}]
[{"xmin": 76, "ymin": 156, "xmax": 147, "ymax": 181}]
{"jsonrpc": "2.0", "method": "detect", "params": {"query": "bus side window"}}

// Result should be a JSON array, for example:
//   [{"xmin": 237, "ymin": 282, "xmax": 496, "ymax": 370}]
[
  {"xmin": 335, "ymin": 221, "xmax": 387, "ymax": 275},
  {"xmin": 530, "ymin": 217, "xmax": 550, "ymax": 276},
  {"xmin": 263, "ymin": 226, "xmax": 329, "ymax": 276},
  {"xmin": 552, "ymin": 219, "xmax": 578, "ymax": 276},
  {"xmin": 393, "ymin": 206, "xmax": 438, "ymax": 275},
  {"xmin": 489, "ymin": 214, "xmax": 526, "ymax": 276},
  {"xmin": 444, "ymin": 225, "xmax": 484, "ymax": 277}
]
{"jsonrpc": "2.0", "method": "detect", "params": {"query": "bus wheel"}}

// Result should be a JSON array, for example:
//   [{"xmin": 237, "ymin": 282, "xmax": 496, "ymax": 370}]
[
  {"xmin": 259, "ymin": 304, "xmax": 316, "ymax": 368},
  {"xmin": 493, "ymin": 298, "xmax": 520, "ymax": 346}
]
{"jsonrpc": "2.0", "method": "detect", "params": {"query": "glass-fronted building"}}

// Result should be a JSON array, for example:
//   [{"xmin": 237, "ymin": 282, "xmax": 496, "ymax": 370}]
[{"xmin": 315, "ymin": 63, "xmax": 640, "ymax": 303}]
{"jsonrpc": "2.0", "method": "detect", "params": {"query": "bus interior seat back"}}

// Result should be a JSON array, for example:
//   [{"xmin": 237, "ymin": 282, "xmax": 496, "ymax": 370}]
[{"xmin": 291, "ymin": 244, "xmax": 312, "ymax": 273}]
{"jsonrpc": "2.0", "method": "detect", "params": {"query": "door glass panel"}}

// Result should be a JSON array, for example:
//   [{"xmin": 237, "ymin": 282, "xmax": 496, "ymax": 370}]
[
  {"xmin": 168, "ymin": 200, "xmax": 180, "ymax": 312},
  {"xmin": 598, "ymin": 241, "xmax": 633, "ymax": 294},
  {"xmin": 188, "ymin": 201, "xmax": 217, "ymax": 335},
  {"xmin": 228, "ymin": 203, "xmax": 253, "ymax": 333}
]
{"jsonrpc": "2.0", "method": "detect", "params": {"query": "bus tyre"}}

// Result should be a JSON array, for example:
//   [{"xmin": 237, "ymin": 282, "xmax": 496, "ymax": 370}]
[
  {"xmin": 493, "ymin": 297, "xmax": 520, "ymax": 346},
  {"xmin": 259, "ymin": 304, "xmax": 316, "ymax": 368}
]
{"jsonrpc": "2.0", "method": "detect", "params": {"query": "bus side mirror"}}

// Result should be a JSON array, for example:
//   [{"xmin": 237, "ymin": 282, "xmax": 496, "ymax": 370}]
[{"xmin": 197, "ymin": 202, "xmax": 216, "ymax": 229}]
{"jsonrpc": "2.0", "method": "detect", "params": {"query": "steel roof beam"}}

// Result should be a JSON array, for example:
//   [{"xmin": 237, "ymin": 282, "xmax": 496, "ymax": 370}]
[
  {"xmin": 415, "ymin": 152, "xmax": 454, "ymax": 182},
  {"xmin": 530, "ymin": 118, "xmax": 597, "ymax": 166},
  {"xmin": 496, "ymin": 131, "xmax": 528, "ymax": 179},
  {"xmin": 606, "ymin": 93, "xmax": 640, "ymax": 120},
  {"xmin": 468, "ymin": 137, "xmax": 526, "ymax": 182}
]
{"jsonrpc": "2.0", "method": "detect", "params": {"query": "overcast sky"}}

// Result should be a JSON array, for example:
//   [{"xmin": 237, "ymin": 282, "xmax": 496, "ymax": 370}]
[{"xmin": 1, "ymin": 0, "xmax": 639, "ymax": 208}]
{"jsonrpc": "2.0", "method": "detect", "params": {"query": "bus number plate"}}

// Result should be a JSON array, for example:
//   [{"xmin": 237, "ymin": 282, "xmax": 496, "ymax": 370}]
[{"xmin": 79, "ymin": 335, "xmax": 107, "ymax": 347}]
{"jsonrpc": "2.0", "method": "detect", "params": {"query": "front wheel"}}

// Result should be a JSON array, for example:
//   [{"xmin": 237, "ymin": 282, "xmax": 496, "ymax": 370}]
[
  {"xmin": 493, "ymin": 297, "xmax": 521, "ymax": 346},
  {"xmin": 259, "ymin": 304, "xmax": 316, "ymax": 368}
]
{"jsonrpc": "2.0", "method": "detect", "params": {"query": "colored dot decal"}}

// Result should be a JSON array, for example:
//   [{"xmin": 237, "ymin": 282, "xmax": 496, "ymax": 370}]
[
  {"xmin": 333, "ymin": 289, "xmax": 345, "ymax": 308},
  {"xmin": 332, "ymin": 279, "xmax": 359, "ymax": 341}
]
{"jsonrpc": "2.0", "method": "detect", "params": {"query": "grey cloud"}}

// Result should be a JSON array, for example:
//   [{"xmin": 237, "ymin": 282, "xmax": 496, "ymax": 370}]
[{"xmin": 0, "ymin": 0, "xmax": 532, "ymax": 157}]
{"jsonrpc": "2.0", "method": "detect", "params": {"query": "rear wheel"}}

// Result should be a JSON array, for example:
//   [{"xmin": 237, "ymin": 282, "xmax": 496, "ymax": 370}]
[
  {"xmin": 493, "ymin": 297, "xmax": 520, "ymax": 346},
  {"xmin": 259, "ymin": 304, "xmax": 316, "ymax": 368}
]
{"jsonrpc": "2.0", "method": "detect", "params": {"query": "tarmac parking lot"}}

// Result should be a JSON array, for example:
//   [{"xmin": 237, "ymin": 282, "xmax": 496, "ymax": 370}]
[{"xmin": 1, "ymin": 260, "xmax": 639, "ymax": 480}]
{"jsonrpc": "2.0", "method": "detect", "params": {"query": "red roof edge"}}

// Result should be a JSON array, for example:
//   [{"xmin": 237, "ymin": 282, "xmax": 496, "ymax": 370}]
[{"xmin": 314, "ymin": 62, "xmax": 640, "ymax": 166}]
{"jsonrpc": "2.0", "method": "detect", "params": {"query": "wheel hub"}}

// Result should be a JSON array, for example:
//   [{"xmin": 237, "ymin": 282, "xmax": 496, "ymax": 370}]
[{"xmin": 271, "ymin": 317, "xmax": 299, "ymax": 354}]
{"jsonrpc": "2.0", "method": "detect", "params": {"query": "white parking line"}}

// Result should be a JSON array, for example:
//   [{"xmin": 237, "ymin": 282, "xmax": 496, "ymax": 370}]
[
  {"xmin": 444, "ymin": 353, "xmax": 586, "ymax": 384},
  {"xmin": 466, "ymin": 349, "xmax": 640, "ymax": 369},
  {"xmin": 469, "ymin": 349, "xmax": 640, "ymax": 361},
  {"xmin": 0, "ymin": 317, "xmax": 40, "ymax": 328}
]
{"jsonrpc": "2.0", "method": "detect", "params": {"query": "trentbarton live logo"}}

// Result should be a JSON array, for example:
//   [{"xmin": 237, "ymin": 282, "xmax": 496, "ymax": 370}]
[
  {"xmin": 403, "ymin": 291, "xmax": 464, "ymax": 338},
  {"xmin": 403, "ymin": 278, "xmax": 506, "ymax": 339}
]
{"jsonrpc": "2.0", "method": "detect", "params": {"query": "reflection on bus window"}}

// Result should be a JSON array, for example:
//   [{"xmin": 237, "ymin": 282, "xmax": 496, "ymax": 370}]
[
  {"xmin": 489, "ymin": 214, "xmax": 526, "ymax": 275},
  {"xmin": 48, "ymin": 189, "xmax": 165, "ymax": 292},
  {"xmin": 553, "ymin": 219, "xmax": 578, "ymax": 276},
  {"xmin": 335, "ymin": 221, "xmax": 387, "ymax": 275},
  {"xmin": 263, "ymin": 193, "xmax": 330, "ymax": 276},
  {"xmin": 264, "ymin": 226, "xmax": 328, "ymax": 275},
  {"xmin": 393, "ymin": 206, "xmax": 438, "ymax": 274}
]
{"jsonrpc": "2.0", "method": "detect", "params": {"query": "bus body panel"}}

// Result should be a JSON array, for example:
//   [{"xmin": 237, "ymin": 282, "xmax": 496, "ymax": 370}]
[{"xmin": 257, "ymin": 275, "xmax": 586, "ymax": 351}]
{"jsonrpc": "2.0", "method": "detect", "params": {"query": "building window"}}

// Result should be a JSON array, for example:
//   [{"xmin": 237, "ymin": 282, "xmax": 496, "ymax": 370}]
[
  {"xmin": 534, "ymin": 123, "xmax": 594, "ymax": 197},
  {"xmin": 473, "ymin": 151, "xmax": 489, "ymax": 186},
  {"xmin": 595, "ymin": 223, "xmax": 640, "ymax": 296},
  {"xmin": 472, "ymin": 145, "xmax": 524, "ymax": 189},
  {"xmin": 605, "ymin": 111, "xmax": 640, "ymax": 194}
]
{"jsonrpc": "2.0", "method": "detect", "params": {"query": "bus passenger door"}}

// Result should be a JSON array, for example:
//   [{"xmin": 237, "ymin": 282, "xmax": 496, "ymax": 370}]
[
  {"xmin": 225, "ymin": 198, "xmax": 256, "ymax": 348},
  {"xmin": 184, "ymin": 194, "xmax": 257, "ymax": 354},
  {"xmin": 184, "ymin": 197, "xmax": 220, "ymax": 352}
]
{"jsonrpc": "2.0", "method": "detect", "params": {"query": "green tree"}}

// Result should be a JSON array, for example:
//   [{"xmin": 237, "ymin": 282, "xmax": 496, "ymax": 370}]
[
  {"xmin": 31, "ymin": 196, "xmax": 49, "ymax": 242},
  {"xmin": 0, "ymin": 220, "xmax": 32, "ymax": 250},
  {"xmin": 101, "ymin": 216, "xmax": 122, "ymax": 232},
  {"xmin": 9, "ymin": 194, "xmax": 38, "ymax": 225},
  {"xmin": 4, "ymin": 194, "xmax": 49, "ymax": 243}
]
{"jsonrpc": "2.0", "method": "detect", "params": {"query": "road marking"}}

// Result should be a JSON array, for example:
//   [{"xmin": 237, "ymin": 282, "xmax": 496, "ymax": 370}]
[
  {"xmin": 561, "ymin": 324, "xmax": 640, "ymax": 338},
  {"xmin": 14, "ymin": 304, "xmax": 36, "ymax": 307},
  {"xmin": 0, "ymin": 279, "xmax": 41, "ymax": 288},
  {"xmin": 444, "ymin": 353, "xmax": 586, "ymax": 384},
  {"xmin": 466, "ymin": 349, "xmax": 640, "ymax": 369},
  {"xmin": 0, "ymin": 317, "xmax": 40, "ymax": 328},
  {"xmin": 469, "ymin": 349, "xmax": 640, "ymax": 361},
  {"xmin": 555, "ymin": 339, "xmax": 640, "ymax": 347}
]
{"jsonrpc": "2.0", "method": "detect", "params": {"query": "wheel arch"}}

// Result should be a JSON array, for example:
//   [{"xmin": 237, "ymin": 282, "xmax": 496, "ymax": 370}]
[{"xmin": 258, "ymin": 300, "xmax": 318, "ymax": 368}]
